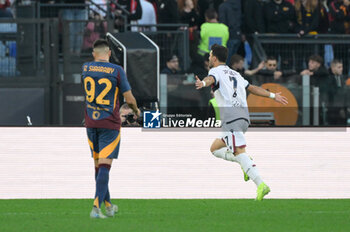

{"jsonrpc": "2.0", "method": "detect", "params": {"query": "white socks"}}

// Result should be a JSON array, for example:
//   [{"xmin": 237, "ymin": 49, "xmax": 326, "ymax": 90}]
[
  {"xmin": 212, "ymin": 148, "xmax": 238, "ymax": 162},
  {"xmin": 235, "ymin": 153, "xmax": 263, "ymax": 187},
  {"xmin": 212, "ymin": 149, "xmax": 264, "ymax": 187}
]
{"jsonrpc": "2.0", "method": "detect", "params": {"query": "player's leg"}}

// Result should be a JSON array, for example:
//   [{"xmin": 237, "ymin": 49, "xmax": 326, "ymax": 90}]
[
  {"xmin": 94, "ymin": 158, "xmax": 116, "ymax": 213},
  {"xmin": 94, "ymin": 158, "xmax": 112, "ymax": 208},
  {"xmin": 94, "ymin": 159, "xmax": 99, "ymax": 180},
  {"xmin": 212, "ymin": 131, "xmax": 251, "ymax": 181},
  {"xmin": 210, "ymin": 138, "xmax": 238, "ymax": 162},
  {"xmin": 93, "ymin": 129, "xmax": 120, "ymax": 217},
  {"xmin": 210, "ymin": 135, "xmax": 251, "ymax": 181},
  {"xmin": 233, "ymin": 135, "xmax": 270, "ymax": 201},
  {"xmin": 87, "ymin": 128, "xmax": 107, "ymax": 218},
  {"xmin": 94, "ymin": 157, "xmax": 113, "ymax": 209}
]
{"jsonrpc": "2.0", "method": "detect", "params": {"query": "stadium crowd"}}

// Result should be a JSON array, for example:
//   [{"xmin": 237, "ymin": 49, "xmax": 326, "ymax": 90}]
[
  {"xmin": 2, "ymin": 1, "xmax": 350, "ymax": 70},
  {"xmin": 1, "ymin": 0, "xmax": 349, "ymax": 125}
]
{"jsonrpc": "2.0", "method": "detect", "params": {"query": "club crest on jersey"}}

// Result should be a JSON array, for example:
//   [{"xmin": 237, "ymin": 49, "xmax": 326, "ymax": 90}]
[
  {"xmin": 92, "ymin": 111, "xmax": 101, "ymax": 120},
  {"xmin": 143, "ymin": 110, "xmax": 162, "ymax": 128}
]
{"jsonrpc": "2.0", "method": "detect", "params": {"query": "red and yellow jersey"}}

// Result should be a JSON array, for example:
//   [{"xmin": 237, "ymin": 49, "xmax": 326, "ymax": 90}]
[{"xmin": 82, "ymin": 61, "xmax": 131, "ymax": 130}]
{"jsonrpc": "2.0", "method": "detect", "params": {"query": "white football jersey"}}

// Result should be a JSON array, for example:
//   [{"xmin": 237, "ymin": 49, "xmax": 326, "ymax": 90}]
[{"xmin": 208, "ymin": 65, "xmax": 250, "ymax": 124}]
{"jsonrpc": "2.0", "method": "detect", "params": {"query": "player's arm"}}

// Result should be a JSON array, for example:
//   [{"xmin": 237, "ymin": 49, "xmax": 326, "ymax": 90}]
[
  {"xmin": 247, "ymin": 84, "xmax": 288, "ymax": 105},
  {"xmin": 123, "ymin": 90, "xmax": 141, "ymax": 117},
  {"xmin": 195, "ymin": 75, "xmax": 215, "ymax": 89}
]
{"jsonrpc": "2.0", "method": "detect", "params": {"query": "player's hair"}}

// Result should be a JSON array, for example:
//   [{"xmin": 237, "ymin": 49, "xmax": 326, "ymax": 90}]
[
  {"xmin": 331, "ymin": 59, "xmax": 342, "ymax": 66},
  {"xmin": 205, "ymin": 8, "xmax": 217, "ymax": 20},
  {"xmin": 308, "ymin": 54, "xmax": 323, "ymax": 64},
  {"xmin": 230, "ymin": 54, "xmax": 244, "ymax": 66},
  {"xmin": 266, "ymin": 56, "xmax": 277, "ymax": 62},
  {"xmin": 211, "ymin": 44, "xmax": 227, "ymax": 63},
  {"xmin": 93, "ymin": 39, "xmax": 110, "ymax": 53}
]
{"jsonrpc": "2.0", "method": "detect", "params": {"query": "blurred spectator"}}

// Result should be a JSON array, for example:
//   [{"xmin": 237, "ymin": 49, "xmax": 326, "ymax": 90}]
[
  {"xmin": 243, "ymin": 0, "xmax": 265, "ymax": 35},
  {"xmin": 61, "ymin": 0, "xmax": 88, "ymax": 54},
  {"xmin": 317, "ymin": 0, "xmax": 330, "ymax": 67},
  {"xmin": 197, "ymin": 0, "xmax": 210, "ymax": 25},
  {"xmin": 326, "ymin": 59, "xmax": 346, "ymax": 124},
  {"xmin": 0, "ymin": 0, "xmax": 12, "ymax": 18},
  {"xmin": 89, "ymin": 0, "xmax": 108, "ymax": 18},
  {"xmin": 317, "ymin": 0, "xmax": 329, "ymax": 33},
  {"xmin": 242, "ymin": 0, "xmax": 265, "ymax": 68},
  {"xmin": 320, "ymin": 58, "xmax": 347, "ymax": 125},
  {"xmin": 230, "ymin": 54, "xmax": 245, "ymax": 76},
  {"xmin": 299, "ymin": 56, "xmax": 346, "ymax": 125},
  {"xmin": 178, "ymin": 0, "xmax": 200, "ymax": 59},
  {"xmin": 264, "ymin": 0, "xmax": 296, "ymax": 70},
  {"xmin": 230, "ymin": 54, "xmax": 264, "ymax": 78},
  {"xmin": 294, "ymin": 0, "xmax": 320, "ymax": 71},
  {"xmin": 178, "ymin": 0, "xmax": 200, "ymax": 28},
  {"xmin": 187, "ymin": 53, "xmax": 210, "ymax": 77},
  {"xmin": 329, "ymin": 0, "xmax": 350, "ymax": 74},
  {"xmin": 218, "ymin": 0, "xmax": 242, "ymax": 64},
  {"xmin": 329, "ymin": 59, "xmax": 346, "ymax": 88},
  {"xmin": 82, "ymin": 12, "xmax": 107, "ymax": 53},
  {"xmin": 146, "ymin": 0, "xmax": 159, "ymax": 22},
  {"xmin": 294, "ymin": 0, "xmax": 320, "ymax": 36},
  {"xmin": 329, "ymin": 0, "xmax": 350, "ymax": 33},
  {"xmin": 300, "ymin": 54, "xmax": 329, "ymax": 88},
  {"xmin": 255, "ymin": 56, "xmax": 283, "ymax": 84},
  {"xmin": 132, "ymin": 0, "xmax": 157, "ymax": 31},
  {"xmin": 111, "ymin": 0, "xmax": 142, "ymax": 31},
  {"xmin": 197, "ymin": 8, "xmax": 229, "ymax": 56},
  {"xmin": 120, "ymin": 103, "xmax": 140, "ymax": 127},
  {"xmin": 213, "ymin": 0, "xmax": 224, "ymax": 14},
  {"xmin": 158, "ymin": 0, "xmax": 179, "ymax": 30},
  {"xmin": 161, "ymin": 54, "xmax": 180, "ymax": 74},
  {"xmin": 264, "ymin": 0, "xmax": 296, "ymax": 33},
  {"xmin": 39, "ymin": 0, "xmax": 63, "ymax": 18}
]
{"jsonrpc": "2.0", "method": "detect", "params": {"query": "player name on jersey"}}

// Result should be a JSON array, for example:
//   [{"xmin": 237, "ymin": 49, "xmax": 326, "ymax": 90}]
[{"xmin": 84, "ymin": 65, "xmax": 115, "ymax": 74}]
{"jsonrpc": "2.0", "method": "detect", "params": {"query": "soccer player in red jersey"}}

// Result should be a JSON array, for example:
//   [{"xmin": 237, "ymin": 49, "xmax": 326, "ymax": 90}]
[{"xmin": 82, "ymin": 39, "xmax": 140, "ymax": 218}]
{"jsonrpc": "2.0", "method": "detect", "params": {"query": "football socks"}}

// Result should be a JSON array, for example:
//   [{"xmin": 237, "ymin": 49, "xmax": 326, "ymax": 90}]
[
  {"xmin": 235, "ymin": 153, "xmax": 263, "ymax": 187},
  {"xmin": 94, "ymin": 164, "xmax": 111, "ymax": 208}
]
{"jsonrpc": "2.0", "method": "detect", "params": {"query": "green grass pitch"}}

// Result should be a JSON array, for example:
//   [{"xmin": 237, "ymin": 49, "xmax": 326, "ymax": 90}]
[{"xmin": 0, "ymin": 199, "xmax": 349, "ymax": 232}]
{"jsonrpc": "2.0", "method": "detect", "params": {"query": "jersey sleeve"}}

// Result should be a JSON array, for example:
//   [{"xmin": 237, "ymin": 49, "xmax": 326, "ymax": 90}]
[
  {"xmin": 117, "ymin": 66, "xmax": 132, "ymax": 93},
  {"xmin": 242, "ymin": 76, "xmax": 250, "ymax": 88},
  {"xmin": 208, "ymin": 68, "xmax": 219, "ymax": 85}
]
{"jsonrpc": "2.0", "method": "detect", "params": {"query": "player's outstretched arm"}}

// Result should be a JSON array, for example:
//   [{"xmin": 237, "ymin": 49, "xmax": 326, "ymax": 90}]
[
  {"xmin": 195, "ymin": 75, "xmax": 215, "ymax": 89},
  {"xmin": 247, "ymin": 85, "xmax": 288, "ymax": 105},
  {"xmin": 123, "ymin": 90, "xmax": 141, "ymax": 117}
]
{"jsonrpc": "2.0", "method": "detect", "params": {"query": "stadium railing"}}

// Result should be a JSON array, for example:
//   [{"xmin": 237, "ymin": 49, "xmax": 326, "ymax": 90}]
[
  {"xmin": 248, "ymin": 34, "xmax": 350, "ymax": 126},
  {"xmin": 252, "ymin": 34, "xmax": 350, "ymax": 73},
  {"xmin": 126, "ymin": 24, "xmax": 190, "ymax": 72}
]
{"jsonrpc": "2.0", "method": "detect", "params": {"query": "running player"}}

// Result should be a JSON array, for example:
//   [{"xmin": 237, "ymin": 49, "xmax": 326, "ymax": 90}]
[
  {"xmin": 82, "ymin": 39, "xmax": 140, "ymax": 218},
  {"xmin": 195, "ymin": 44, "xmax": 288, "ymax": 200}
]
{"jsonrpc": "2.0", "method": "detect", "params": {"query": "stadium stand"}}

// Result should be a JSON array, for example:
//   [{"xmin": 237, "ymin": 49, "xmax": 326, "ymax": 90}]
[{"xmin": 0, "ymin": 0, "xmax": 349, "ymax": 126}]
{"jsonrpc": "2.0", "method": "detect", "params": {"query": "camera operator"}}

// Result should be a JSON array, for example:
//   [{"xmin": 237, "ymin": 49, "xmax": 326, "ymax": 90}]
[{"xmin": 120, "ymin": 103, "xmax": 141, "ymax": 127}]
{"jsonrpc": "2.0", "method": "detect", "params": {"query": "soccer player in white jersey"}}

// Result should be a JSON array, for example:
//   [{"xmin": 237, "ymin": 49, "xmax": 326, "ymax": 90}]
[{"xmin": 195, "ymin": 44, "xmax": 288, "ymax": 200}]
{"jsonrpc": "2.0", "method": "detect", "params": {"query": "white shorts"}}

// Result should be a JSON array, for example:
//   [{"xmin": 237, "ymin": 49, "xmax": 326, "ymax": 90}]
[{"xmin": 219, "ymin": 131, "xmax": 247, "ymax": 153}]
